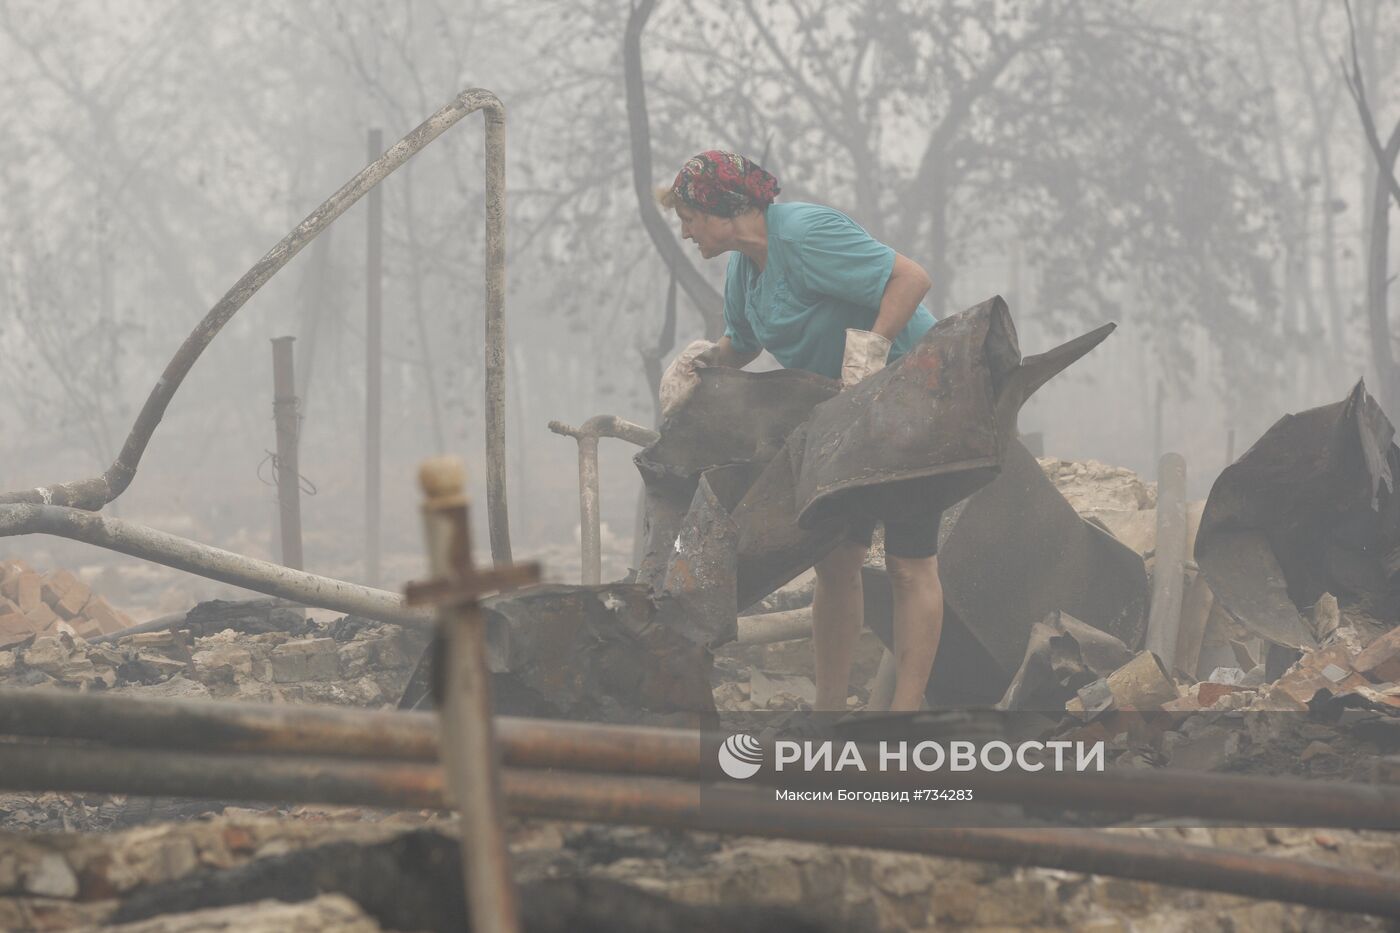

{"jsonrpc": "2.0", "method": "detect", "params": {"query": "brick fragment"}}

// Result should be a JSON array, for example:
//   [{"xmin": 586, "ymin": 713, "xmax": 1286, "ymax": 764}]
[
  {"xmin": 53, "ymin": 586, "xmax": 90, "ymax": 621},
  {"xmin": 44, "ymin": 568, "xmax": 80, "ymax": 596},
  {"xmin": 1195, "ymin": 682, "xmax": 1248, "ymax": 707},
  {"xmin": 0, "ymin": 611, "xmax": 33, "ymax": 643},
  {"xmin": 1355, "ymin": 628, "xmax": 1400, "ymax": 684},
  {"xmin": 81, "ymin": 596, "xmax": 125, "ymax": 635},
  {"xmin": 0, "ymin": 560, "xmax": 33, "ymax": 589},
  {"xmin": 9, "ymin": 573, "xmax": 43, "ymax": 614},
  {"xmin": 71, "ymin": 617, "xmax": 104, "ymax": 640},
  {"xmin": 25, "ymin": 602, "xmax": 58, "ymax": 631},
  {"xmin": 42, "ymin": 572, "xmax": 90, "ymax": 620}
]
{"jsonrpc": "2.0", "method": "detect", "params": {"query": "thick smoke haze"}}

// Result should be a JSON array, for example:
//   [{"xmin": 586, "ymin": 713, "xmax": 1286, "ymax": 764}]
[{"xmin": 1, "ymin": 1, "xmax": 1396, "ymax": 614}]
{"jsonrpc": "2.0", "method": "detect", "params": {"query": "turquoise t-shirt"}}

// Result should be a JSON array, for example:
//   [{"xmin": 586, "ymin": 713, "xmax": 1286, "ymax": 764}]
[{"xmin": 723, "ymin": 202, "xmax": 936, "ymax": 380}]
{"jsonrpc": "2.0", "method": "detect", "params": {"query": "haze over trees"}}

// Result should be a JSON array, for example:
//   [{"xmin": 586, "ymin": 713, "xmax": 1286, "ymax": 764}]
[{"xmin": 0, "ymin": 0, "xmax": 1396, "ymax": 582}]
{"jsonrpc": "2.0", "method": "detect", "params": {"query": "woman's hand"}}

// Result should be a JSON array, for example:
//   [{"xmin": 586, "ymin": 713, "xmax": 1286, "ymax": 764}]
[
  {"xmin": 660, "ymin": 339, "xmax": 716, "ymax": 417},
  {"xmin": 841, "ymin": 329, "xmax": 892, "ymax": 387}
]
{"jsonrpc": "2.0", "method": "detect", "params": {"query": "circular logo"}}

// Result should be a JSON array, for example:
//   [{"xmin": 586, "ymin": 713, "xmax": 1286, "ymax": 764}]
[{"xmin": 717, "ymin": 733, "xmax": 764, "ymax": 780}]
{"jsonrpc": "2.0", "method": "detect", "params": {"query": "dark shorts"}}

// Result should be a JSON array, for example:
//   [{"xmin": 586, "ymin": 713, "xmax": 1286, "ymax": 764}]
[{"xmin": 845, "ymin": 511, "xmax": 943, "ymax": 559}]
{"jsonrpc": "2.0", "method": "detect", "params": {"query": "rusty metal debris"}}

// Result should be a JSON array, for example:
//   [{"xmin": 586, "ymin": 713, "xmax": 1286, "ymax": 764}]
[
  {"xmin": 929, "ymin": 437, "xmax": 1150, "ymax": 701},
  {"xmin": 399, "ymin": 583, "xmax": 717, "ymax": 725},
  {"xmin": 6, "ymin": 686, "xmax": 1400, "ymax": 828},
  {"xmin": 634, "ymin": 367, "xmax": 836, "ymax": 598},
  {"xmin": 997, "ymin": 610, "xmax": 1135, "ymax": 711},
  {"xmin": 1064, "ymin": 650, "xmax": 1179, "ymax": 715},
  {"xmin": 1197, "ymin": 380, "xmax": 1400, "ymax": 649},
  {"xmin": 548, "ymin": 416, "xmax": 658, "ymax": 585}
]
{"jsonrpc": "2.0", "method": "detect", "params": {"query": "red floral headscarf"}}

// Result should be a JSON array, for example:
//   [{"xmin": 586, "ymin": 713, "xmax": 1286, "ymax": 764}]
[{"xmin": 671, "ymin": 150, "xmax": 780, "ymax": 217}]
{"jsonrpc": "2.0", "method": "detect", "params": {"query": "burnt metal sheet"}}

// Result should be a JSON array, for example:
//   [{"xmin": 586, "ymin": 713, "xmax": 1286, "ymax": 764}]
[
  {"xmin": 860, "ymin": 439, "xmax": 1150, "ymax": 705},
  {"xmin": 731, "ymin": 423, "xmax": 846, "ymax": 610},
  {"xmin": 1196, "ymin": 380, "xmax": 1400, "ymax": 646},
  {"xmin": 936, "ymin": 437, "xmax": 1150, "ymax": 677},
  {"xmin": 635, "ymin": 369, "xmax": 836, "ymax": 592},
  {"xmin": 400, "ymin": 584, "xmax": 716, "ymax": 727},
  {"xmin": 796, "ymin": 296, "xmax": 1020, "ymax": 528},
  {"xmin": 641, "ymin": 298, "xmax": 1122, "ymax": 628},
  {"xmin": 795, "ymin": 298, "xmax": 1117, "ymax": 529},
  {"xmin": 656, "ymin": 465, "xmax": 746, "ymax": 646},
  {"xmin": 635, "ymin": 367, "xmax": 838, "ymax": 493}
]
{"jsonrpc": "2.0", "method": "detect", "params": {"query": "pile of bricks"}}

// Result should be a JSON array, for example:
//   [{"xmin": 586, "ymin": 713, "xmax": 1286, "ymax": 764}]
[{"xmin": 0, "ymin": 560, "xmax": 132, "ymax": 646}]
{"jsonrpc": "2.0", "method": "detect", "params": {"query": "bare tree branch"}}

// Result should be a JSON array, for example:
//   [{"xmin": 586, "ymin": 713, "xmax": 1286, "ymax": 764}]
[
  {"xmin": 624, "ymin": 0, "xmax": 724, "ymax": 336},
  {"xmin": 1341, "ymin": 0, "xmax": 1400, "ymax": 208}
]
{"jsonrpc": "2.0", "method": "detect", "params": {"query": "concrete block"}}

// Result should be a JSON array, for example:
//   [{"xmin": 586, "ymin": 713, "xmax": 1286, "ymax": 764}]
[{"xmin": 271, "ymin": 638, "xmax": 339, "ymax": 683}]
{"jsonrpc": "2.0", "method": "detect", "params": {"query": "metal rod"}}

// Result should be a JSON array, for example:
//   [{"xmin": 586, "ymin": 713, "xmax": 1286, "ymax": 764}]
[
  {"xmin": 548, "ymin": 416, "xmax": 659, "ymax": 584},
  {"xmin": 417, "ymin": 458, "xmax": 520, "ymax": 933},
  {"xmin": 0, "ymin": 505, "xmax": 425, "ymax": 625},
  {"xmin": 2, "ymin": 688, "xmax": 1397, "ymax": 830},
  {"xmin": 271, "ymin": 336, "xmax": 304, "ymax": 571},
  {"xmin": 366, "ymin": 128, "xmax": 384, "ymax": 587},
  {"xmin": 1145, "ymin": 453, "xmax": 1187, "ymax": 667},
  {"xmin": 483, "ymin": 106, "xmax": 511, "ymax": 566},
  {"xmin": 0, "ymin": 742, "xmax": 1396, "ymax": 918},
  {"xmin": 506, "ymin": 771, "xmax": 1400, "ymax": 920}
]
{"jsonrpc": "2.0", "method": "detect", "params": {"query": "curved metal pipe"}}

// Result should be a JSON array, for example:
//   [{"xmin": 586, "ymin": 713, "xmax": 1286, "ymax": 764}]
[
  {"xmin": 548, "ymin": 416, "xmax": 660, "ymax": 584},
  {"xmin": 0, "ymin": 87, "xmax": 514, "ymax": 567}
]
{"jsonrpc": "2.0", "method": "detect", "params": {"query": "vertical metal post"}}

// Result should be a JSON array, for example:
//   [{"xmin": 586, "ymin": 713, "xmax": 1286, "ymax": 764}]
[
  {"xmin": 1226, "ymin": 427, "xmax": 1236, "ymax": 466},
  {"xmin": 577, "ymin": 435, "xmax": 601, "ymax": 586},
  {"xmin": 1146, "ymin": 453, "xmax": 1187, "ymax": 670},
  {"xmin": 366, "ymin": 128, "xmax": 384, "ymax": 586},
  {"xmin": 411, "ymin": 457, "xmax": 532, "ymax": 933},
  {"xmin": 548, "ymin": 417, "xmax": 658, "ymax": 585},
  {"xmin": 483, "ymin": 108, "xmax": 512, "ymax": 565},
  {"xmin": 271, "ymin": 337, "xmax": 304, "ymax": 571}
]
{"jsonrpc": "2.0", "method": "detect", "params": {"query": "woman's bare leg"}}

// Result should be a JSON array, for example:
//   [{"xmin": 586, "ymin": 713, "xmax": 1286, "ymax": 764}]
[
  {"xmin": 885, "ymin": 554, "xmax": 944, "ymax": 711},
  {"xmin": 811, "ymin": 540, "xmax": 868, "ymax": 711}
]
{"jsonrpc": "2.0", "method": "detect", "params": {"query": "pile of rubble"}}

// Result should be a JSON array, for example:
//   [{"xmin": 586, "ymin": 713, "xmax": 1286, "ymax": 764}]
[
  {"xmin": 0, "ymin": 601, "xmax": 423, "ymax": 708},
  {"xmin": 0, "ymin": 560, "xmax": 133, "ymax": 647},
  {"xmin": 2, "ymin": 809, "xmax": 1397, "ymax": 932},
  {"xmin": 1038, "ymin": 457, "xmax": 1157, "ymax": 512}
]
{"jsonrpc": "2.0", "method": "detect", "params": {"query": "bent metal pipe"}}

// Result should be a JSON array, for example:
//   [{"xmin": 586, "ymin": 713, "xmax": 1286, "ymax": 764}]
[
  {"xmin": 0, "ymin": 88, "xmax": 514, "ymax": 565},
  {"xmin": 549, "ymin": 416, "xmax": 659, "ymax": 585},
  {"xmin": 0, "ymin": 688, "xmax": 1397, "ymax": 831}
]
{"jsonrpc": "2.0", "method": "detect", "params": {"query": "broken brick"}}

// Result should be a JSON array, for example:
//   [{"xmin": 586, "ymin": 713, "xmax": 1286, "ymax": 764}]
[
  {"xmin": 1195, "ymin": 682, "xmax": 1248, "ymax": 707},
  {"xmin": 0, "ymin": 611, "xmax": 32, "ymax": 643},
  {"xmin": 25, "ymin": 602, "xmax": 59, "ymax": 631},
  {"xmin": 43, "ymin": 573, "xmax": 90, "ymax": 621},
  {"xmin": 80, "ymin": 596, "xmax": 125, "ymax": 635},
  {"xmin": 42, "ymin": 568, "xmax": 80, "ymax": 597},
  {"xmin": 1354, "ymin": 627, "xmax": 1400, "ymax": 684},
  {"xmin": 6, "ymin": 573, "xmax": 43, "ymax": 614}
]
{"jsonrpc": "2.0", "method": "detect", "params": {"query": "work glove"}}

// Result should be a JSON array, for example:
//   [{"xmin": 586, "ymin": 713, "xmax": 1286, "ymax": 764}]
[
  {"xmin": 841, "ymin": 329, "xmax": 891, "ymax": 387},
  {"xmin": 660, "ymin": 339, "xmax": 716, "ymax": 417}
]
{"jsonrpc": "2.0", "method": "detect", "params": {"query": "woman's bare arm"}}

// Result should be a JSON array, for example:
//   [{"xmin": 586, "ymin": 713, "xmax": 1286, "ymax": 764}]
[{"xmin": 870, "ymin": 253, "xmax": 933, "ymax": 341}]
